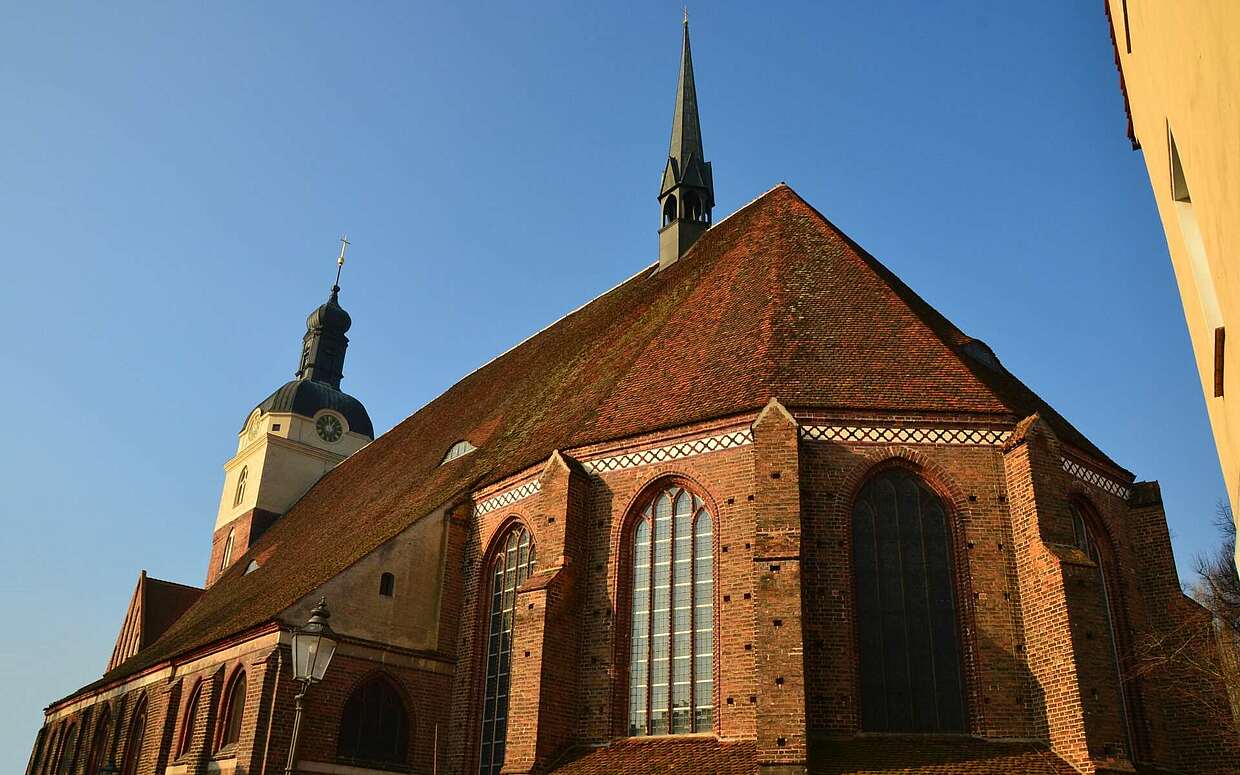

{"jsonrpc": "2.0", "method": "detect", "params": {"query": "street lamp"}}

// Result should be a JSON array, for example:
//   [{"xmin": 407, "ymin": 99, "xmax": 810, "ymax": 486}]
[{"xmin": 283, "ymin": 598, "xmax": 339, "ymax": 775}]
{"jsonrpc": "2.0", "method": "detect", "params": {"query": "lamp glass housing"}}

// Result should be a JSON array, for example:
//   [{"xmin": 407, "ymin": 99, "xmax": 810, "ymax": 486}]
[{"xmin": 290, "ymin": 601, "xmax": 338, "ymax": 683}]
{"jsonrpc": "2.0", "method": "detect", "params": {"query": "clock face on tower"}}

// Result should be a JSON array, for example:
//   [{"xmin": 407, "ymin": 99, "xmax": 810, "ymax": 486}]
[{"xmin": 315, "ymin": 414, "xmax": 343, "ymax": 443}]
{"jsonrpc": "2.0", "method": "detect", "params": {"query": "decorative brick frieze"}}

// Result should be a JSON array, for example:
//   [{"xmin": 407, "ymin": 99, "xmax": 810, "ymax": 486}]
[
  {"xmin": 800, "ymin": 423, "xmax": 1011, "ymax": 446},
  {"xmin": 473, "ymin": 479, "xmax": 542, "ymax": 517},
  {"xmin": 1061, "ymin": 457, "xmax": 1131, "ymax": 501},
  {"xmin": 581, "ymin": 429, "xmax": 753, "ymax": 474}
]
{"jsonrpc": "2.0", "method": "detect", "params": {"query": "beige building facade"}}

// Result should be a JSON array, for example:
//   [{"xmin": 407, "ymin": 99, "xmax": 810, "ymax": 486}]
[{"xmin": 1105, "ymin": 1, "xmax": 1240, "ymax": 553}]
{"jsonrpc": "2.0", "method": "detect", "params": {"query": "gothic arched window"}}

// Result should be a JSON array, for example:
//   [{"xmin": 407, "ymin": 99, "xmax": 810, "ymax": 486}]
[
  {"xmin": 35, "ymin": 725, "xmax": 56, "ymax": 775},
  {"xmin": 218, "ymin": 671, "xmax": 246, "ymax": 750},
  {"xmin": 627, "ymin": 485, "xmax": 714, "ymax": 737},
  {"xmin": 233, "ymin": 466, "xmax": 248, "ymax": 507},
  {"xmin": 177, "ymin": 681, "xmax": 203, "ymax": 759},
  {"xmin": 56, "ymin": 722, "xmax": 78, "ymax": 775},
  {"xmin": 1070, "ymin": 500, "xmax": 1137, "ymax": 755},
  {"xmin": 337, "ymin": 675, "xmax": 409, "ymax": 766},
  {"xmin": 86, "ymin": 705, "xmax": 112, "ymax": 775},
  {"xmin": 683, "ymin": 192, "xmax": 702, "ymax": 222},
  {"xmin": 40, "ymin": 724, "xmax": 62, "ymax": 775},
  {"xmin": 853, "ymin": 468, "xmax": 966, "ymax": 732},
  {"xmin": 478, "ymin": 524, "xmax": 537, "ymax": 775},
  {"xmin": 220, "ymin": 529, "xmax": 235, "ymax": 571},
  {"xmin": 663, "ymin": 195, "xmax": 678, "ymax": 226},
  {"xmin": 121, "ymin": 696, "xmax": 147, "ymax": 775}
]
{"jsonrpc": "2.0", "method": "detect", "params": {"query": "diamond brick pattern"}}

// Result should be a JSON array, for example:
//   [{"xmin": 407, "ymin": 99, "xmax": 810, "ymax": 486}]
[
  {"xmin": 474, "ymin": 480, "xmax": 542, "ymax": 517},
  {"xmin": 581, "ymin": 429, "xmax": 753, "ymax": 474},
  {"xmin": 800, "ymin": 424, "xmax": 1011, "ymax": 446},
  {"xmin": 1061, "ymin": 457, "xmax": 1131, "ymax": 501}
]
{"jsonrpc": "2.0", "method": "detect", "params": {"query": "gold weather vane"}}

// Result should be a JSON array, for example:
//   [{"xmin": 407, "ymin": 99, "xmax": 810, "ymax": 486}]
[{"xmin": 334, "ymin": 234, "xmax": 349, "ymax": 287}]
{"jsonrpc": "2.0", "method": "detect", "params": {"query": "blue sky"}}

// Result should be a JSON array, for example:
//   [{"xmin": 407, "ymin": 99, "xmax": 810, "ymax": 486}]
[{"xmin": 0, "ymin": 1, "xmax": 1219, "ymax": 766}]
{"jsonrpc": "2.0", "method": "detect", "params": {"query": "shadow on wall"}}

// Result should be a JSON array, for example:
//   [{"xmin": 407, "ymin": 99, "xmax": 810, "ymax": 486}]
[{"xmin": 799, "ymin": 443, "xmax": 1051, "ymax": 749}]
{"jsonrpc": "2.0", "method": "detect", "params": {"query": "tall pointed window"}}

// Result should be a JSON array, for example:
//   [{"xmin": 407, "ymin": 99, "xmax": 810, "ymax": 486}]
[
  {"xmin": 478, "ymin": 524, "xmax": 536, "ymax": 775},
  {"xmin": 853, "ymin": 468, "xmax": 966, "ymax": 732},
  {"xmin": 122, "ymin": 696, "xmax": 147, "ymax": 775},
  {"xmin": 218, "ymin": 671, "xmax": 246, "ymax": 750},
  {"xmin": 38, "ymin": 725, "xmax": 60, "ymax": 775},
  {"xmin": 627, "ymin": 485, "xmax": 714, "ymax": 736},
  {"xmin": 233, "ymin": 466, "xmax": 248, "ymax": 507},
  {"xmin": 177, "ymin": 681, "xmax": 203, "ymax": 759},
  {"xmin": 1071, "ymin": 501, "xmax": 1137, "ymax": 757},
  {"xmin": 56, "ymin": 723, "xmax": 78, "ymax": 775},
  {"xmin": 86, "ymin": 705, "xmax": 112, "ymax": 775},
  {"xmin": 220, "ymin": 529, "xmax": 235, "ymax": 571},
  {"xmin": 338, "ymin": 674, "xmax": 409, "ymax": 766}
]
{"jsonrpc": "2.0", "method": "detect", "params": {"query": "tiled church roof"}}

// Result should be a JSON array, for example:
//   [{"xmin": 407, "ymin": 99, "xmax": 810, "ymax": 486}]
[
  {"xmin": 544, "ymin": 735, "xmax": 1084, "ymax": 775},
  {"xmin": 810, "ymin": 735, "xmax": 1080, "ymax": 774},
  {"xmin": 71, "ymin": 183, "xmax": 1123, "ymax": 700},
  {"xmin": 550, "ymin": 737, "xmax": 757, "ymax": 775}
]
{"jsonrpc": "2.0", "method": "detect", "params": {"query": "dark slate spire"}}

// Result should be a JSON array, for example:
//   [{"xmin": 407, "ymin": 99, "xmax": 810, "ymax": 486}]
[
  {"xmin": 658, "ymin": 15, "xmax": 714, "ymax": 270},
  {"xmin": 669, "ymin": 18, "xmax": 704, "ymax": 168},
  {"xmin": 242, "ymin": 239, "xmax": 373, "ymax": 440},
  {"xmin": 296, "ymin": 283, "xmax": 351, "ymax": 389},
  {"xmin": 297, "ymin": 238, "xmax": 355, "ymax": 389}
]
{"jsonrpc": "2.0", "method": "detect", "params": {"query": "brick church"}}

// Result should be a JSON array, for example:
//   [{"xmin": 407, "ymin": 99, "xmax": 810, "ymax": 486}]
[{"xmin": 24, "ymin": 20, "xmax": 1240, "ymax": 775}]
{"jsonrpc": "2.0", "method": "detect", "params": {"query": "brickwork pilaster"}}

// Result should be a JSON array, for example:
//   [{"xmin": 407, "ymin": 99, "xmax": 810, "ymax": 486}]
[
  {"xmin": 1004, "ymin": 419, "xmax": 1093, "ymax": 773},
  {"xmin": 751, "ymin": 399, "xmax": 806, "ymax": 775},
  {"xmin": 501, "ymin": 451, "xmax": 589, "ymax": 774}
]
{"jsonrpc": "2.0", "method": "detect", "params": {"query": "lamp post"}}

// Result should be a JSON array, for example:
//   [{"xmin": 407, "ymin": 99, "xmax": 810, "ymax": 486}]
[{"xmin": 283, "ymin": 598, "xmax": 339, "ymax": 775}]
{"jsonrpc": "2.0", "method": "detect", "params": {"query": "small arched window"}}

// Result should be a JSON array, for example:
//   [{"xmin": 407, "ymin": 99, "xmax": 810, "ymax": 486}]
[
  {"xmin": 683, "ymin": 192, "xmax": 702, "ymax": 222},
  {"xmin": 379, "ymin": 572, "xmax": 395, "ymax": 597},
  {"xmin": 337, "ymin": 675, "xmax": 409, "ymax": 766},
  {"xmin": 220, "ymin": 529, "xmax": 235, "ymax": 571},
  {"xmin": 853, "ymin": 467, "xmax": 966, "ymax": 732},
  {"xmin": 233, "ymin": 466, "xmax": 248, "ymax": 507},
  {"xmin": 86, "ymin": 705, "xmax": 112, "ymax": 775},
  {"xmin": 177, "ymin": 681, "xmax": 203, "ymax": 759},
  {"xmin": 663, "ymin": 195, "xmax": 678, "ymax": 226},
  {"xmin": 218, "ymin": 671, "xmax": 246, "ymax": 750},
  {"xmin": 121, "ymin": 696, "xmax": 147, "ymax": 775},
  {"xmin": 478, "ymin": 524, "xmax": 537, "ymax": 775},
  {"xmin": 627, "ymin": 485, "xmax": 714, "ymax": 736},
  {"xmin": 441, "ymin": 440, "xmax": 477, "ymax": 465}
]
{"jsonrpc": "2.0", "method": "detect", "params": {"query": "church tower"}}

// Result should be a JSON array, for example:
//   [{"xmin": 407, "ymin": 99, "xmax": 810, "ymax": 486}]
[
  {"xmin": 207, "ymin": 242, "xmax": 374, "ymax": 587},
  {"xmin": 658, "ymin": 16, "xmax": 714, "ymax": 269}
]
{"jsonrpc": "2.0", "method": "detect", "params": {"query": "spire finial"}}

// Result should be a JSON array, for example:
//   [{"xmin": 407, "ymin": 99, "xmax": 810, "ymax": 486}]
[
  {"xmin": 333, "ymin": 234, "xmax": 349, "ymax": 291},
  {"xmin": 683, "ymin": 6, "xmax": 688, "ymax": 25}
]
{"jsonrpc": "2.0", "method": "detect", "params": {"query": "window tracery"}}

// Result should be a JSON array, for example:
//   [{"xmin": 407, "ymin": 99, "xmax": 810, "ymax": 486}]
[
  {"xmin": 478, "ymin": 524, "xmax": 536, "ymax": 774},
  {"xmin": 627, "ymin": 484, "xmax": 714, "ymax": 736}
]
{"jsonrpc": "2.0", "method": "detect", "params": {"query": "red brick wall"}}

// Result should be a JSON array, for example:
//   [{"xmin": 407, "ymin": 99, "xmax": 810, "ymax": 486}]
[
  {"xmin": 750, "ymin": 402, "xmax": 807, "ymax": 772},
  {"xmin": 205, "ymin": 508, "xmax": 279, "ymax": 588},
  {"xmin": 31, "ymin": 411, "xmax": 1240, "ymax": 775}
]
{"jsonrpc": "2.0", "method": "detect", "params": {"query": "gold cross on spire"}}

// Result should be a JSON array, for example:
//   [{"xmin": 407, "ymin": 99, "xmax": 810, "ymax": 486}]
[{"xmin": 334, "ymin": 234, "xmax": 349, "ymax": 288}]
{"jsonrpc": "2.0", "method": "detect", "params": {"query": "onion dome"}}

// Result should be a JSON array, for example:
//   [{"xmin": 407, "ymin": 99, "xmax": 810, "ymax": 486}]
[{"xmin": 306, "ymin": 286, "xmax": 352, "ymax": 334}]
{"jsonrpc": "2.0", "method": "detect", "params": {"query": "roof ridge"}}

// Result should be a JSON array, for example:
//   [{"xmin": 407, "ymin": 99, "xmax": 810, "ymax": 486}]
[
  {"xmin": 385, "ymin": 182, "xmax": 792, "ymax": 436},
  {"xmin": 774, "ymin": 184, "xmax": 1120, "ymax": 471}
]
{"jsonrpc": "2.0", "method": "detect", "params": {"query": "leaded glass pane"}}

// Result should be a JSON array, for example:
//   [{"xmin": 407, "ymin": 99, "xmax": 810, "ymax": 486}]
[
  {"xmin": 479, "ymin": 525, "xmax": 536, "ymax": 775},
  {"xmin": 628, "ymin": 486, "xmax": 714, "ymax": 737},
  {"xmin": 853, "ymin": 470, "xmax": 965, "ymax": 732},
  {"xmin": 628, "ymin": 519, "xmax": 650, "ymax": 735},
  {"xmin": 693, "ymin": 510, "xmax": 714, "ymax": 732}
]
